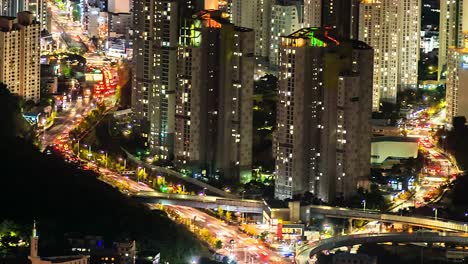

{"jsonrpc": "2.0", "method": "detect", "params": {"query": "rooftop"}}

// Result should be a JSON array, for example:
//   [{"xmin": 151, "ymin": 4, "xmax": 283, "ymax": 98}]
[
  {"xmin": 282, "ymin": 27, "xmax": 340, "ymax": 48},
  {"xmin": 194, "ymin": 10, "xmax": 230, "ymax": 25},
  {"xmin": 371, "ymin": 136, "xmax": 419, "ymax": 143}
]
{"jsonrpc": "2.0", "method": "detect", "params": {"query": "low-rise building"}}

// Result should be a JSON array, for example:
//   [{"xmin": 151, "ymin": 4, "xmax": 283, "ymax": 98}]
[
  {"xmin": 371, "ymin": 136, "xmax": 419, "ymax": 165},
  {"xmin": 372, "ymin": 125, "xmax": 401, "ymax": 137},
  {"xmin": 29, "ymin": 223, "xmax": 90, "ymax": 264}
]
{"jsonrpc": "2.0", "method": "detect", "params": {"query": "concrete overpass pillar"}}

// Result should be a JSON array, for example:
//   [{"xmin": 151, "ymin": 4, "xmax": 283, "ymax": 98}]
[{"xmin": 348, "ymin": 219, "xmax": 353, "ymax": 234}]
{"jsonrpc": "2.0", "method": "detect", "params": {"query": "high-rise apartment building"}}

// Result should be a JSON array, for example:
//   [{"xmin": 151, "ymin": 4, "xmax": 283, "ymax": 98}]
[
  {"xmin": 232, "ymin": 0, "xmax": 271, "ymax": 58},
  {"xmin": 108, "ymin": 0, "xmax": 131, "ymax": 13},
  {"xmin": 446, "ymin": 43, "xmax": 468, "ymax": 124},
  {"xmin": 397, "ymin": 0, "xmax": 420, "ymax": 90},
  {"xmin": 270, "ymin": 0, "xmax": 303, "ymax": 67},
  {"xmin": 359, "ymin": 0, "xmax": 420, "ymax": 110},
  {"xmin": 303, "ymin": 0, "xmax": 321, "ymax": 27},
  {"xmin": 321, "ymin": 0, "xmax": 360, "ymax": 39},
  {"xmin": 0, "ymin": 0, "xmax": 26, "ymax": 17},
  {"xmin": 0, "ymin": 0, "xmax": 47, "ymax": 30},
  {"xmin": 175, "ymin": 10, "xmax": 253, "ymax": 183},
  {"xmin": 0, "ymin": 11, "xmax": 40, "ymax": 102},
  {"xmin": 275, "ymin": 28, "xmax": 373, "ymax": 201},
  {"xmin": 132, "ymin": 0, "xmax": 178, "ymax": 159},
  {"xmin": 439, "ymin": 0, "xmax": 467, "ymax": 81},
  {"xmin": 27, "ymin": 0, "xmax": 47, "ymax": 30}
]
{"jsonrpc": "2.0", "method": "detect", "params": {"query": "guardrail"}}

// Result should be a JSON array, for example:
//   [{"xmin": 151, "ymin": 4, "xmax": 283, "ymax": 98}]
[
  {"xmin": 295, "ymin": 232, "xmax": 468, "ymax": 264},
  {"xmin": 122, "ymin": 149, "xmax": 238, "ymax": 199},
  {"xmin": 134, "ymin": 191, "xmax": 262, "ymax": 209},
  {"xmin": 134, "ymin": 193, "xmax": 263, "ymax": 213},
  {"xmin": 306, "ymin": 205, "xmax": 468, "ymax": 232}
]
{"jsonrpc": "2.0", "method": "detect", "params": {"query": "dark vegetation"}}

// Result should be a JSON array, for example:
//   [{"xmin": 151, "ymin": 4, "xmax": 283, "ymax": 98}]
[
  {"xmin": 252, "ymin": 74, "xmax": 277, "ymax": 172},
  {"xmin": 0, "ymin": 85, "xmax": 208, "ymax": 263}
]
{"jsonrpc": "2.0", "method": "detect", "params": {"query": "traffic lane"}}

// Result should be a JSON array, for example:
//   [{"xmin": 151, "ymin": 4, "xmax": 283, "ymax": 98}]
[
  {"xmin": 167, "ymin": 206, "xmax": 289, "ymax": 263},
  {"xmin": 43, "ymin": 102, "xmax": 90, "ymax": 147}
]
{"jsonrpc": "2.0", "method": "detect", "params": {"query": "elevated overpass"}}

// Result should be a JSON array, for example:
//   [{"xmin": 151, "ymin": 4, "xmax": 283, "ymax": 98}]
[
  {"xmin": 303, "ymin": 205, "xmax": 468, "ymax": 232},
  {"xmin": 132, "ymin": 191, "xmax": 263, "ymax": 213},
  {"xmin": 133, "ymin": 192, "xmax": 468, "ymax": 231},
  {"xmin": 295, "ymin": 232, "xmax": 468, "ymax": 264},
  {"xmin": 122, "ymin": 149, "xmax": 238, "ymax": 198}
]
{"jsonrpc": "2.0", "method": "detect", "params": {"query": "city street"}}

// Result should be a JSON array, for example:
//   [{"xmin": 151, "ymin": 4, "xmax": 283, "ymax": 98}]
[
  {"xmin": 42, "ymin": 99, "xmax": 91, "ymax": 148},
  {"xmin": 390, "ymin": 109, "xmax": 461, "ymax": 213},
  {"xmin": 165, "ymin": 205, "xmax": 291, "ymax": 264}
]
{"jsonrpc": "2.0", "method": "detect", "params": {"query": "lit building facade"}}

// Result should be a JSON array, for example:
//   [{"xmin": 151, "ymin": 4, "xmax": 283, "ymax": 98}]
[
  {"xmin": 132, "ymin": 0, "xmax": 178, "ymax": 158},
  {"xmin": 232, "ymin": 0, "xmax": 271, "ymax": 58},
  {"xmin": 0, "ymin": 0, "xmax": 26, "ymax": 17},
  {"xmin": 275, "ymin": 28, "xmax": 373, "ymax": 201},
  {"xmin": 303, "ymin": 0, "xmax": 321, "ymax": 27},
  {"xmin": 421, "ymin": 31, "xmax": 439, "ymax": 54},
  {"xmin": 439, "ymin": 0, "xmax": 467, "ymax": 81},
  {"xmin": 27, "ymin": 0, "xmax": 48, "ymax": 30},
  {"xmin": 0, "ymin": 11, "xmax": 40, "ymax": 102},
  {"xmin": 108, "ymin": 0, "xmax": 131, "ymax": 13},
  {"xmin": 397, "ymin": 0, "xmax": 421, "ymax": 91},
  {"xmin": 175, "ymin": 11, "xmax": 253, "ymax": 183},
  {"xmin": 446, "ymin": 45, "xmax": 468, "ymax": 124},
  {"xmin": 0, "ymin": 0, "xmax": 47, "ymax": 30},
  {"xmin": 359, "ymin": 0, "xmax": 420, "ymax": 110},
  {"xmin": 321, "ymin": 0, "xmax": 360, "ymax": 39},
  {"xmin": 269, "ymin": 0, "xmax": 303, "ymax": 67}
]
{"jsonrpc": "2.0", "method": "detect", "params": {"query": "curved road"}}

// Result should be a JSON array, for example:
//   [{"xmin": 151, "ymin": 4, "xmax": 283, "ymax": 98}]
[{"xmin": 295, "ymin": 232, "xmax": 468, "ymax": 264}]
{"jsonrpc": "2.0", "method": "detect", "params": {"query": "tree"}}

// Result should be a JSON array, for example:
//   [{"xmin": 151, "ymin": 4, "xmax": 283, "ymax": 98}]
[
  {"xmin": 199, "ymin": 228, "xmax": 210, "ymax": 241},
  {"xmin": 0, "ymin": 84, "xmax": 32, "ymax": 139},
  {"xmin": 259, "ymin": 231, "xmax": 269, "ymax": 242},
  {"xmin": 225, "ymin": 211, "xmax": 232, "ymax": 221},
  {"xmin": 215, "ymin": 239, "xmax": 223, "ymax": 250},
  {"xmin": 217, "ymin": 206, "xmax": 224, "ymax": 218}
]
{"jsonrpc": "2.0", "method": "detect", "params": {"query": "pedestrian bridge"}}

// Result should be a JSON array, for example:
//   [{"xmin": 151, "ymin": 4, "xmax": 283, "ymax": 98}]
[
  {"xmin": 132, "ymin": 191, "xmax": 264, "ymax": 213},
  {"xmin": 295, "ymin": 232, "xmax": 468, "ymax": 264}
]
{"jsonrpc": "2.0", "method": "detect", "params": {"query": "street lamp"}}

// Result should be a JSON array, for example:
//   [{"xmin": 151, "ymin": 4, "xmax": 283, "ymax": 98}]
[
  {"xmin": 87, "ymin": 144, "xmax": 92, "ymax": 159},
  {"xmin": 362, "ymin": 199, "xmax": 366, "ymax": 211},
  {"xmin": 433, "ymin": 208, "xmax": 438, "ymax": 221},
  {"xmin": 119, "ymin": 157, "xmax": 127, "ymax": 171},
  {"xmin": 100, "ymin": 150, "xmax": 108, "ymax": 168},
  {"xmin": 241, "ymin": 190, "xmax": 246, "ymax": 200},
  {"xmin": 41, "ymin": 118, "xmax": 47, "ymax": 144},
  {"xmin": 137, "ymin": 166, "xmax": 141, "ymax": 182}
]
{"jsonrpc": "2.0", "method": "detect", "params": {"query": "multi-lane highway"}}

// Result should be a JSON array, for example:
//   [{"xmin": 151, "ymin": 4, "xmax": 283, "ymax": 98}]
[
  {"xmin": 165, "ymin": 205, "xmax": 291, "ymax": 264},
  {"xmin": 295, "ymin": 231, "xmax": 468, "ymax": 264},
  {"xmin": 390, "ymin": 109, "xmax": 461, "ymax": 213},
  {"xmin": 42, "ymin": 100, "xmax": 91, "ymax": 148}
]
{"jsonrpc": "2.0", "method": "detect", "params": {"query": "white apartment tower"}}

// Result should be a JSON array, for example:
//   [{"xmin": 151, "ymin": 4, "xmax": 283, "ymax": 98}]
[
  {"xmin": 275, "ymin": 28, "xmax": 373, "ymax": 201},
  {"xmin": 439, "ymin": 0, "xmax": 468, "ymax": 81},
  {"xmin": 359, "ymin": 0, "xmax": 421, "ymax": 110},
  {"xmin": 0, "ymin": 0, "xmax": 25, "ymax": 16},
  {"xmin": 27, "ymin": 0, "xmax": 48, "ymax": 30},
  {"xmin": 132, "ymin": 0, "xmax": 178, "ymax": 159},
  {"xmin": 397, "ymin": 0, "xmax": 420, "ymax": 90},
  {"xmin": 446, "ymin": 43, "xmax": 468, "ymax": 124},
  {"xmin": 303, "ymin": 0, "xmax": 321, "ymax": 27},
  {"xmin": 175, "ymin": 11, "xmax": 254, "ymax": 183},
  {"xmin": 232, "ymin": 0, "xmax": 271, "ymax": 58},
  {"xmin": 0, "ymin": 11, "xmax": 40, "ymax": 102},
  {"xmin": 270, "ymin": 0, "xmax": 303, "ymax": 67}
]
